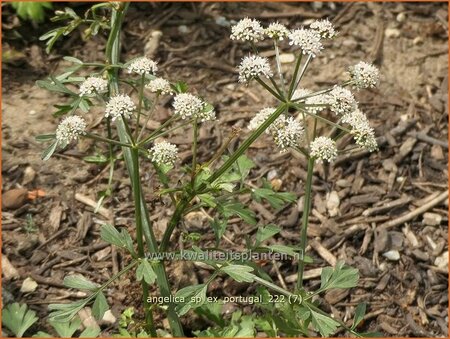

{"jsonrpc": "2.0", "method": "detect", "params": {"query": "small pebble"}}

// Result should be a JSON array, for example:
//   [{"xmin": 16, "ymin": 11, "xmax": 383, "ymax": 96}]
[
  {"xmin": 396, "ymin": 12, "xmax": 406, "ymax": 23},
  {"xmin": 20, "ymin": 277, "xmax": 38, "ymax": 293},
  {"xmin": 279, "ymin": 53, "xmax": 295, "ymax": 64},
  {"xmin": 423, "ymin": 212, "xmax": 442, "ymax": 226},
  {"xmin": 385, "ymin": 28, "xmax": 401, "ymax": 38},
  {"xmin": 413, "ymin": 36, "xmax": 423, "ymax": 45},
  {"xmin": 434, "ymin": 252, "xmax": 448, "ymax": 268},
  {"xmin": 383, "ymin": 250, "xmax": 400, "ymax": 261}
]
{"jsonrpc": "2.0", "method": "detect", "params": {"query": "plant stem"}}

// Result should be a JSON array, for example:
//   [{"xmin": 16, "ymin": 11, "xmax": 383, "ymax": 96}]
[
  {"xmin": 191, "ymin": 118, "xmax": 198, "ymax": 185},
  {"xmin": 293, "ymin": 54, "xmax": 312, "ymax": 92},
  {"xmin": 131, "ymin": 148, "xmax": 156, "ymax": 337},
  {"xmin": 106, "ymin": 4, "xmax": 185, "ymax": 336},
  {"xmin": 273, "ymin": 40, "xmax": 286, "ymax": 95},
  {"xmin": 296, "ymin": 156, "xmax": 315, "ymax": 291},
  {"xmin": 288, "ymin": 53, "xmax": 302, "ymax": 99},
  {"xmin": 135, "ymin": 74, "xmax": 146, "ymax": 140},
  {"xmin": 256, "ymin": 77, "xmax": 285, "ymax": 102},
  {"xmin": 84, "ymin": 132, "xmax": 133, "ymax": 148},
  {"xmin": 137, "ymin": 94, "xmax": 159, "ymax": 142},
  {"xmin": 137, "ymin": 115, "xmax": 180, "ymax": 146}
]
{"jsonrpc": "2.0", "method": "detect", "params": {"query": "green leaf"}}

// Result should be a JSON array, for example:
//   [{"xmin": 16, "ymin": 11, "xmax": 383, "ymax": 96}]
[
  {"xmin": 352, "ymin": 303, "xmax": 366, "ymax": 330},
  {"xmin": 175, "ymin": 284, "xmax": 207, "ymax": 316},
  {"xmin": 48, "ymin": 300, "xmax": 88, "ymax": 322},
  {"xmin": 172, "ymin": 81, "xmax": 188, "ymax": 93},
  {"xmin": 320, "ymin": 261, "xmax": 359, "ymax": 291},
  {"xmin": 359, "ymin": 331, "xmax": 384, "ymax": 337},
  {"xmin": 136, "ymin": 260, "xmax": 156, "ymax": 284},
  {"xmin": 11, "ymin": 2, "xmax": 52, "ymax": 23},
  {"xmin": 63, "ymin": 275, "xmax": 99, "ymax": 291},
  {"xmin": 63, "ymin": 56, "xmax": 83, "ymax": 64},
  {"xmin": 41, "ymin": 141, "xmax": 58, "ymax": 161},
  {"xmin": 310, "ymin": 309, "xmax": 340, "ymax": 337},
  {"xmin": 221, "ymin": 265, "xmax": 256, "ymax": 283},
  {"xmin": 92, "ymin": 292, "xmax": 109, "ymax": 320},
  {"xmin": 235, "ymin": 155, "xmax": 255, "ymax": 183},
  {"xmin": 52, "ymin": 104, "xmax": 72, "ymax": 117},
  {"xmin": 221, "ymin": 202, "xmax": 256, "ymax": 225},
  {"xmin": 252, "ymin": 188, "xmax": 296, "ymax": 210},
  {"xmin": 100, "ymin": 224, "xmax": 136, "ymax": 256},
  {"xmin": 267, "ymin": 244, "xmax": 298, "ymax": 257},
  {"xmin": 211, "ymin": 218, "xmax": 227, "ymax": 246},
  {"xmin": 35, "ymin": 133, "xmax": 56, "ymax": 142},
  {"xmin": 32, "ymin": 331, "xmax": 52, "ymax": 337},
  {"xmin": 194, "ymin": 302, "xmax": 224, "ymax": 327},
  {"xmin": 255, "ymin": 224, "xmax": 280, "ymax": 246},
  {"xmin": 79, "ymin": 326, "xmax": 101, "ymax": 338},
  {"xmin": 2, "ymin": 303, "xmax": 38, "ymax": 338},
  {"xmin": 198, "ymin": 193, "xmax": 217, "ymax": 208},
  {"xmin": 49, "ymin": 316, "xmax": 81, "ymax": 338},
  {"xmin": 83, "ymin": 154, "xmax": 108, "ymax": 164}
]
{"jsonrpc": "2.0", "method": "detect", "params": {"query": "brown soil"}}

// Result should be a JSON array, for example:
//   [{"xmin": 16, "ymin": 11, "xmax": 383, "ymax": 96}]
[{"xmin": 2, "ymin": 2, "xmax": 448, "ymax": 337}]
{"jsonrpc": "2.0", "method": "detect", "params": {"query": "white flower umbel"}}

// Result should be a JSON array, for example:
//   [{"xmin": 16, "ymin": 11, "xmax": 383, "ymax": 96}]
[
  {"xmin": 238, "ymin": 55, "xmax": 273, "ymax": 83},
  {"xmin": 150, "ymin": 141, "xmax": 178, "ymax": 166},
  {"xmin": 270, "ymin": 115, "xmax": 304, "ymax": 151},
  {"xmin": 342, "ymin": 110, "xmax": 378, "ymax": 151},
  {"xmin": 146, "ymin": 77, "xmax": 173, "ymax": 95},
  {"xmin": 172, "ymin": 93, "xmax": 215, "ymax": 121},
  {"xmin": 248, "ymin": 107, "xmax": 275, "ymax": 131},
  {"xmin": 230, "ymin": 17, "xmax": 264, "ymax": 42},
  {"xmin": 328, "ymin": 86, "xmax": 358, "ymax": 115},
  {"xmin": 56, "ymin": 116, "xmax": 87, "ymax": 144},
  {"xmin": 128, "ymin": 57, "xmax": 158, "ymax": 75},
  {"xmin": 349, "ymin": 61, "xmax": 380, "ymax": 89},
  {"xmin": 79, "ymin": 77, "xmax": 108, "ymax": 96},
  {"xmin": 310, "ymin": 136, "xmax": 338, "ymax": 162},
  {"xmin": 265, "ymin": 22, "xmax": 289, "ymax": 40},
  {"xmin": 289, "ymin": 28, "xmax": 323, "ymax": 57},
  {"xmin": 105, "ymin": 94, "xmax": 136, "ymax": 121},
  {"xmin": 310, "ymin": 19, "xmax": 337, "ymax": 39}
]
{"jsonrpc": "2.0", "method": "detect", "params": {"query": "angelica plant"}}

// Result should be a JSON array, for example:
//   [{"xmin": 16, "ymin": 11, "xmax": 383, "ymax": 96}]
[{"xmin": 37, "ymin": 3, "xmax": 380, "ymax": 338}]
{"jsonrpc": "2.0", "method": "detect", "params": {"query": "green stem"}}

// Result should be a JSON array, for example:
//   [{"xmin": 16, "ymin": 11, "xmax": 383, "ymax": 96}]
[
  {"xmin": 273, "ymin": 40, "xmax": 286, "ymax": 96},
  {"xmin": 256, "ymin": 77, "xmax": 285, "ymax": 102},
  {"xmin": 296, "ymin": 156, "xmax": 315, "ymax": 290},
  {"xmin": 137, "ymin": 94, "xmax": 159, "ymax": 143},
  {"xmin": 292, "ymin": 104, "xmax": 352, "ymax": 134},
  {"xmin": 131, "ymin": 148, "xmax": 156, "ymax": 337},
  {"xmin": 84, "ymin": 132, "xmax": 133, "ymax": 148},
  {"xmin": 288, "ymin": 53, "xmax": 302, "ymax": 99},
  {"xmin": 191, "ymin": 118, "xmax": 199, "ymax": 185},
  {"xmin": 135, "ymin": 74, "xmax": 145, "ymax": 140},
  {"xmin": 293, "ymin": 54, "xmax": 312, "ymax": 92},
  {"xmin": 137, "ymin": 115, "xmax": 180, "ymax": 146},
  {"xmin": 106, "ymin": 4, "xmax": 185, "ymax": 336}
]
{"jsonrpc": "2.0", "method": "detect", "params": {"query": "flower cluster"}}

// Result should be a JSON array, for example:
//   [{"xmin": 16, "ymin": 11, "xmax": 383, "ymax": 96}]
[
  {"xmin": 328, "ymin": 86, "xmax": 358, "ymax": 115},
  {"xmin": 310, "ymin": 19, "xmax": 337, "ymax": 39},
  {"xmin": 293, "ymin": 88, "xmax": 329, "ymax": 114},
  {"xmin": 342, "ymin": 110, "xmax": 378, "ymax": 151},
  {"xmin": 230, "ymin": 17, "xmax": 264, "ymax": 42},
  {"xmin": 349, "ymin": 61, "xmax": 380, "ymax": 89},
  {"xmin": 173, "ymin": 93, "xmax": 215, "ymax": 122},
  {"xmin": 238, "ymin": 55, "xmax": 273, "ymax": 83},
  {"xmin": 105, "ymin": 94, "xmax": 136, "ymax": 121},
  {"xmin": 128, "ymin": 57, "xmax": 158, "ymax": 75},
  {"xmin": 310, "ymin": 136, "xmax": 338, "ymax": 162},
  {"xmin": 146, "ymin": 77, "xmax": 173, "ymax": 95},
  {"xmin": 289, "ymin": 28, "xmax": 323, "ymax": 57},
  {"xmin": 79, "ymin": 77, "xmax": 108, "ymax": 96},
  {"xmin": 265, "ymin": 22, "xmax": 289, "ymax": 40},
  {"xmin": 248, "ymin": 108, "xmax": 304, "ymax": 151},
  {"xmin": 150, "ymin": 141, "xmax": 178, "ymax": 166},
  {"xmin": 56, "ymin": 116, "xmax": 87, "ymax": 144}
]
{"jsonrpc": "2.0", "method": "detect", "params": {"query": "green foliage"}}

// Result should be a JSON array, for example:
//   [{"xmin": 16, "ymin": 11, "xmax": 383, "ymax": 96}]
[
  {"xmin": 254, "ymin": 224, "xmax": 280, "ymax": 246},
  {"xmin": 64, "ymin": 274, "xmax": 99, "ymax": 291},
  {"xmin": 352, "ymin": 303, "xmax": 366, "ymax": 330},
  {"xmin": 100, "ymin": 223, "xmax": 136, "ymax": 257},
  {"xmin": 194, "ymin": 310, "xmax": 256, "ymax": 338},
  {"xmin": 175, "ymin": 284, "xmax": 208, "ymax": 316},
  {"xmin": 220, "ymin": 201, "xmax": 256, "ymax": 225},
  {"xmin": 2, "ymin": 303, "xmax": 38, "ymax": 337},
  {"xmin": 11, "ymin": 2, "xmax": 52, "ymax": 23},
  {"xmin": 136, "ymin": 259, "xmax": 157, "ymax": 284},
  {"xmin": 49, "ymin": 317, "xmax": 82, "ymax": 338},
  {"xmin": 310, "ymin": 309, "xmax": 340, "ymax": 337},
  {"xmin": 252, "ymin": 180, "xmax": 296, "ymax": 209},
  {"xmin": 92, "ymin": 292, "xmax": 109, "ymax": 320},
  {"xmin": 320, "ymin": 260, "xmax": 359, "ymax": 292},
  {"xmin": 221, "ymin": 264, "xmax": 256, "ymax": 283}
]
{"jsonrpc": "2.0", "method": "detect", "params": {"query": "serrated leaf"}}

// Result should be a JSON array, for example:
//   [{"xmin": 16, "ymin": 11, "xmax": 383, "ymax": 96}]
[
  {"xmin": 175, "ymin": 284, "xmax": 207, "ymax": 316},
  {"xmin": 310, "ymin": 309, "xmax": 340, "ymax": 337},
  {"xmin": 352, "ymin": 303, "xmax": 366, "ymax": 329},
  {"xmin": 2, "ymin": 303, "xmax": 38, "ymax": 338},
  {"xmin": 236, "ymin": 155, "xmax": 255, "ymax": 183},
  {"xmin": 136, "ymin": 260, "xmax": 156, "ymax": 284},
  {"xmin": 222, "ymin": 202, "xmax": 256, "ymax": 225},
  {"xmin": 100, "ymin": 224, "xmax": 130, "ymax": 250},
  {"xmin": 211, "ymin": 218, "xmax": 227, "ymax": 246},
  {"xmin": 63, "ymin": 275, "xmax": 99, "ymax": 291},
  {"xmin": 48, "ymin": 300, "xmax": 87, "ymax": 323},
  {"xmin": 252, "ymin": 188, "xmax": 296, "ymax": 210},
  {"xmin": 92, "ymin": 292, "xmax": 109, "ymax": 320},
  {"xmin": 49, "ymin": 316, "xmax": 81, "ymax": 338},
  {"xmin": 221, "ymin": 265, "xmax": 256, "ymax": 283},
  {"xmin": 255, "ymin": 224, "xmax": 280, "ymax": 246},
  {"xmin": 320, "ymin": 261, "xmax": 359, "ymax": 291},
  {"xmin": 41, "ymin": 141, "xmax": 58, "ymax": 161}
]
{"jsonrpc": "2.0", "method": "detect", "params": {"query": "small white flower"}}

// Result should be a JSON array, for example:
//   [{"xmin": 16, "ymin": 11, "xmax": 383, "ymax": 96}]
[
  {"xmin": 248, "ymin": 107, "xmax": 275, "ymax": 131},
  {"xmin": 150, "ymin": 141, "xmax": 178, "ymax": 166},
  {"xmin": 238, "ymin": 55, "xmax": 273, "ymax": 83},
  {"xmin": 56, "ymin": 116, "xmax": 87, "ymax": 144},
  {"xmin": 230, "ymin": 17, "xmax": 264, "ymax": 42},
  {"xmin": 289, "ymin": 28, "xmax": 323, "ymax": 57},
  {"xmin": 305, "ymin": 94, "xmax": 331, "ymax": 114},
  {"xmin": 105, "ymin": 94, "xmax": 136, "ymax": 121},
  {"xmin": 270, "ymin": 115, "xmax": 304, "ymax": 151},
  {"xmin": 349, "ymin": 61, "xmax": 380, "ymax": 89},
  {"xmin": 310, "ymin": 19, "xmax": 337, "ymax": 39},
  {"xmin": 146, "ymin": 77, "xmax": 173, "ymax": 95},
  {"xmin": 310, "ymin": 136, "xmax": 338, "ymax": 162},
  {"xmin": 342, "ymin": 110, "xmax": 378, "ymax": 151},
  {"xmin": 265, "ymin": 22, "xmax": 289, "ymax": 40},
  {"xmin": 128, "ymin": 57, "xmax": 158, "ymax": 75},
  {"xmin": 328, "ymin": 86, "xmax": 358, "ymax": 115},
  {"xmin": 172, "ymin": 93, "xmax": 214, "ymax": 121},
  {"xmin": 79, "ymin": 77, "xmax": 108, "ymax": 96}
]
